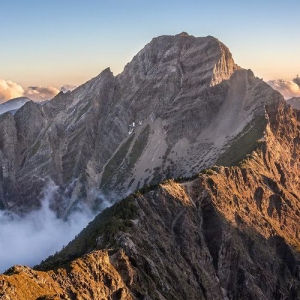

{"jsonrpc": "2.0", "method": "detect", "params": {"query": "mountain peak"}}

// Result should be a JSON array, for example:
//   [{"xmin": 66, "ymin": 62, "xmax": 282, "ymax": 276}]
[
  {"xmin": 119, "ymin": 32, "xmax": 239, "ymax": 93},
  {"xmin": 177, "ymin": 31, "xmax": 190, "ymax": 37},
  {"xmin": 99, "ymin": 67, "xmax": 113, "ymax": 76},
  {"xmin": 0, "ymin": 33, "xmax": 277, "ymax": 213},
  {"xmin": 0, "ymin": 33, "xmax": 299, "ymax": 299}
]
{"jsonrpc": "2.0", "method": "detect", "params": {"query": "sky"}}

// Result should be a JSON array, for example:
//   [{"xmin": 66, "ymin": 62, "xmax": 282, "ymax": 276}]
[{"xmin": 0, "ymin": 0, "xmax": 300, "ymax": 100}]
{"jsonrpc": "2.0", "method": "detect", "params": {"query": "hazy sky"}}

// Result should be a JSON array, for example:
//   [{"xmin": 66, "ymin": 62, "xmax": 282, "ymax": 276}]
[{"xmin": 1, "ymin": 0, "xmax": 299, "ymax": 89}]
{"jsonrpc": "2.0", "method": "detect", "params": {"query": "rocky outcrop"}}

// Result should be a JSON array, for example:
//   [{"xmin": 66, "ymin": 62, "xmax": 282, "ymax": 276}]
[
  {"xmin": 0, "ymin": 33, "xmax": 284, "ymax": 214},
  {"xmin": 1, "ymin": 97, "xmax": 299, "ymax": 299},
  {"xmin": 0, "ymin": 251, "xmax": 133, "ymax": 300}
]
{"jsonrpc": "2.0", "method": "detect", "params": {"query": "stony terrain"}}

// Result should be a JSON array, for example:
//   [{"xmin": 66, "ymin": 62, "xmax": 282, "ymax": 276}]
[
  {"xmin": 0, "ymin": 32, "xmax": 283, "ymax": 215},
  {"xmin": 0, "ymin": 95, "xmax": 299, "ymax": 299}
]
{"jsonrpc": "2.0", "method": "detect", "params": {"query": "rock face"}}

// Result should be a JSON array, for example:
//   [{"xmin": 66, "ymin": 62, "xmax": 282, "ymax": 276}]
[
  {"xmin": 0, "ymin": 251, "xmax": 133, "ymax": 300},
  {"xmin": 3, "ymin": 32, "xmax": 300, "ymax": 299},
  {"xmin": 1, "ymin": 100, "xmax": 299, "ymax": 299},
  {"xmin": 0, "ymin": 33, "xmax": 284, "ymax": 214},
  {"xmin": 287, "ymin": 97, "xmax": 300, "ymax": 110}
]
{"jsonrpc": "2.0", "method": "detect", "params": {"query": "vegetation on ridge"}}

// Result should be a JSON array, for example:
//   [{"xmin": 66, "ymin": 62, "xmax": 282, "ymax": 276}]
[
  {"xmin": 216, "ymin": 115, "xmax": 267, "ymax": 166},
  {"xmin": 38, "ymin": 195, "xmax": 139, "ymax": 271}
]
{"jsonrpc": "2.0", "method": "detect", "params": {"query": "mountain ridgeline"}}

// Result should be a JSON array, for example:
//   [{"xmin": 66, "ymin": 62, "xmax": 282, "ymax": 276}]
[
  {"xmin": 0, "ymin": 32, "xmax": 281, "ymax": 215},
  {"xmin": 0, "ymin": 33, "xmax": 299, "ymax": 299}
]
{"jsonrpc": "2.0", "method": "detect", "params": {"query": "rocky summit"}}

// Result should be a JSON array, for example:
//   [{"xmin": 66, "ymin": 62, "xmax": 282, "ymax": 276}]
[
  {"xmin": 0, "ymin": 32, "xmax": 281, "ymax": 215},
  {"xmin": 0, "ymin": 33, "xmax": 299, "ymax": 299}
]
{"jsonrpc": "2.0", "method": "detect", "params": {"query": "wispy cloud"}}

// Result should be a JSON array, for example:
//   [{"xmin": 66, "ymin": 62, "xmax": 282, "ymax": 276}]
[{"xmin": 268, "ymin": 77, "xmax": 300, "ymax": 99}]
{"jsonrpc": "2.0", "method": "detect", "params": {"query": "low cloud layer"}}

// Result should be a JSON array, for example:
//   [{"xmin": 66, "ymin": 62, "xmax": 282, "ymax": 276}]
[
  {"xmin": 0, "ymin": 79, "xmax": 76, "ymax": 103},
  {"xmin": 268, "ymin": 77, "xmax": 300, "ymax": 99},
  {"xmin": 0, "ymin": 182, "xmax": 110, "ymax": 273}
]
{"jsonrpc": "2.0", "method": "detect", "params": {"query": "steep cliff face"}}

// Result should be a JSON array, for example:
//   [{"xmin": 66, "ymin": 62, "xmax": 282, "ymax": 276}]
[
  {"xmin": 0, "ymin": 33, "xmax": 285, "ymax": 214},
  {"xmin": 1, "ymin": 99, "xmax": 299, "ymax": 299}
]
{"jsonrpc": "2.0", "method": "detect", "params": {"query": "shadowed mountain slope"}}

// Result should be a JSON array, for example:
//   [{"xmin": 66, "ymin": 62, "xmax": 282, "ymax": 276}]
[{"xmin": 1, "ymin": 90, "xmax": 299, "ymax": 299}]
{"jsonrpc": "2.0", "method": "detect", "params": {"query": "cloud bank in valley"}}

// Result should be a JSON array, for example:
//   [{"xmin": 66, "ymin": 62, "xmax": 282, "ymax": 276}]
[
  {"xmin": 0, "ymin": 79, "xmax": 77, "ymax": 103},
  {"xmin": 0, "ymin": 183, "xmax": 109, "ymax": 273},
  {"xmin": 268, "ymin": 77, "xmax": 300, "ymax": 99}
]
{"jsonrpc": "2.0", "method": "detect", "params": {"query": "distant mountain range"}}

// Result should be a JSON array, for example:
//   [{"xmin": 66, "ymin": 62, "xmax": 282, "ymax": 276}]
[
  {"xmin": 0, "ymin": 33, "xmax": 299, "ymax": 299},
  {"xmin": 0, "ymin": 97, "xmax": 29, "ymax": 115}
]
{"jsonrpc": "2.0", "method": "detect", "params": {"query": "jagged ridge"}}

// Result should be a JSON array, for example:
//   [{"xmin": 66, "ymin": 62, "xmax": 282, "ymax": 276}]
[
  {"xmin": 0, "ymin": 33, "xmax": 282, "ymax": 215},
  {"xmin": 1, "ymin": 95, "xmax": 299, "ymax": 299}
]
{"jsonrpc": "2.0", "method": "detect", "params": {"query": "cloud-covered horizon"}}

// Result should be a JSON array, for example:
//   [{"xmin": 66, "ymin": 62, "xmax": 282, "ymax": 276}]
[
  {"xmin": 0, "ymin": 79, "xmax": 77, "ymax": 103},
  {"xmin": 268, "ymin": 77, "xmax": 300, "ymax": 100}
]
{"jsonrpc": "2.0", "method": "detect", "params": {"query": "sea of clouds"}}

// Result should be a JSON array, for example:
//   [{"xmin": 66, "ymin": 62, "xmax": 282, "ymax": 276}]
[{"xmin": 0, "ymin": 182, "xmax": 109, "ymax": 273}]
